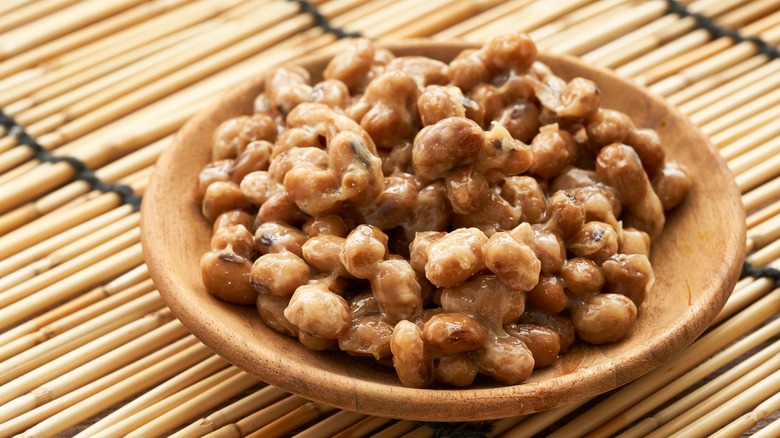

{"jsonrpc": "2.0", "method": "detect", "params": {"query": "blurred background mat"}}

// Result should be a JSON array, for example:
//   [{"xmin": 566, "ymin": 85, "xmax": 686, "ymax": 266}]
[{"xmin": 0, "ymin": 0, "xmax": 779, "ymax": 436}]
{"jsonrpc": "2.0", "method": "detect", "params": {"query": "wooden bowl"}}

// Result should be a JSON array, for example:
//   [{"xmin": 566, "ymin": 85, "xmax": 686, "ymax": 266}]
[{"xmin": 141, "ymin": 40, "xmax": 745, "ymax": 421}]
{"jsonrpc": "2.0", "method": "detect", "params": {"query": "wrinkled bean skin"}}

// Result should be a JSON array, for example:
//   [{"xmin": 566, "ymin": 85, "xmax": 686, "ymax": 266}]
[
  {"xmin": 359, "ymin": 174, "xmax": 418, "ymax": 230},
  {"xmin": 560, "ymin": 257, "xmax": 605, "ymax": 298},
  {"xmin": 444, "ymin": 166, "xmax": 489, "ymax": 215},
  {"xmin": 211, "ymin": 224, "xmax": 256, "ymax": 260},
  {"xmin": 571, "ymin": 293, "xmax": 637, "ymax": 345},
  {"xmin": 298, "ymin": 332, "xmax": 338, "ymax": 351},
  {"xmin": 255, "ymin": 192, "xmax": 310, "ymax": 227},
  {"xmin": 544, "ymin": 191, "xmax": 586, "ymax": 240},
  {"xmin": 265, "ymin": 66, "xmax": 312, "ymax": 115},
  {"xmin": 197, "ymin": 159, "xmax": 232, "ymax": 204},
  {"xmin": 567, "ymin": 221, "xmax": 619, "ymax": 264},
  {"xmin": 339, "ymin": 314, "xmax": 394, "ymax": 359},
  {"xmin": 422, "ymin": 313, "xmax": 488, "ymax": 355},
  {"xmin": 418, "ymin": 85, "xmax": 467, "ymax": 126},
  {"xmin": 510, "ymin": 223, "xmax": 566, "ymax": 274},
  {"xmin": 501, "ymin": 176, "xmax": 547, "ymax": 224},
  {"xmin": 496, "ymin": 99, "xmax": 539, "ymax": 143},
  {"xmin": 409, "ymin": 231, "xmax": 446, "ymax": 277},
  {"xmin": 595, "ymin": 144, "xmax": 648, "ymax": 206},
  {"xmin": 440, "ymin": 275, "xmax": 526, "ymax": 330},
  {"xmin": 619, "ymin": 227, "xmax": 651, "ymax": 256},
  {"xmin": 476, "ymin": 334, "xmax": 534, "ymax": 385},
  {"xmin": 477, "ymin": 123, "xmax": 534, "ymax": 178},
  {"xmin": 257, "ymin": 294, "xmax": 298, "ymax": 337},
  {"xmin": 558, "ymin": 77, "xmax": 600, "ymax": 120},
  {"xmin": 340, "ymin": 225, "xmax": 388, "ymax": 279},
  {"xmin": 371, "ymin": 259, "xmax": 423, "ymax": 323},
  {"xmin": 212, "ymin": 210, "xmax": 254, "ymax": 234},
  {"xmin": 303, "ymin": 215, "xmax": 349, "ymax": 238},
  {"xmin": 387, "ymin": 56, "xmax": 449, "ymax": 89},
  {"xmin": 452, "ymin": 191, "xmax": 522, "ymax": 236},
  {"xmin": 302, "ymin": 235, "xmax": 350, "ymax": 277},
  {"xmin": 529, "ymin": 126, "xmax": 578, "ymax": 179},
  {"xmin": 250, "ymin": 251, "xmax": 311, "ymax": 297},
  {"xmin": 626, "ymin": 128, "xmax": 665, "ymax": 177},
  {"xmin": 391, "ymin": 320, "xmax": 434, "ymax": 388},
  {"xmin": 400, "ymin": 181, "xmax": 451, "ymax": 239},
  {"xmin": 424, "ymin": 227, "xmax": 488, "ymax": 287},
  {"xmin": 434, "ymin": 353, "xmax": 479, "ymax": 387},
  {"xmin": 586, "ymin": 109, "xmax": 633, "ymax": 147},
  {"xmin": 230, "ymin": 140, "xmax": 273, "ymax": 184},
  {"xmin": 212, "ymin": 113, "xmax": 277, "ymax": 160},
  {"xmin": 323, "ymin": 38, "xmax": 385, "ymax": 94},
  {"xmin": 240, "ymin": 171, "xmax": 282, "ymax": 206},
  {"xmin": 284, "ymin": 283, "xmax": 351, "ymax": 339},
  {"xmin": 505, "ymin": 323, "xmax": 561, "ymax": 368},
  {"xmin": 202, "ymin": 181, "xmax": 252, "ymax": 223},
  {"xmin": 602, "ymin": 254, "xmax": 654, "ymax": 306},
  {"xmin": 254, "ymin": 222, "xmax": 308, "ymax": 257},
  {"xmin": 484, "ymin": 231, "xmax": 541, "ymax": 291},
  {"xmin": 200, "ymin": 250, "xmax": 256, "ymax": 305}
]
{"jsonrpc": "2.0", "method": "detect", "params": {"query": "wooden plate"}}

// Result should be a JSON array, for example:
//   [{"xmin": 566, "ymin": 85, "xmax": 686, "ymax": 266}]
[{"xmin": 141, "ymin": 40, "xmax": 745, "ymax": 421}]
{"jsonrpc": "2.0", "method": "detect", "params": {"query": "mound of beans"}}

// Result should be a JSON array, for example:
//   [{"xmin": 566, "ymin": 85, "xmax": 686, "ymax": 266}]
[{"xmin": 196, "ymin": 33, "xmax": 691, "ymax": 388}]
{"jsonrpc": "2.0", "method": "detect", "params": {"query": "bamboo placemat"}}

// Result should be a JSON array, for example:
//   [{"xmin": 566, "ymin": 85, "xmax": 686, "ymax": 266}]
[{"xmin": 0, "ymin": 0, "xmax": 779, "ymax": 436}]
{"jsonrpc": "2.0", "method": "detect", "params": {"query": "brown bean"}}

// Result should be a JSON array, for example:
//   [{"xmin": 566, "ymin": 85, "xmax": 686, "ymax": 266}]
[
  {"xmin": 501, "ymin": 176, "xmax": 547, "ymax": 224},
  {"xmin": 422, "ymin": 313, "xmax": 488, "ymax": 355},
  {"xmin": 251, "ymin": 251, "xmax": 312, "ymax": 296},
  {"xmin": 449, "ymin": 49, "xmax": 490, "ymax": 92},
  {"xmin": 257, "ymin": 294, "xmax": 297, "ymax": 337},
  {"xmin": 197, "ymin": 159, "xmax": 232, "ymax": 204},
  {"xmin": 302, "ymin": 235, "xmax": 350, "ymax": 277},
  {"xmin": 652, "ymin": 161, "xmax": 691, "ymax": 210},
  {"xmin": 302, "ymin": 215, "xmax": 349, "ymax": 238},
  {"xmin": 400, "ymin": 181, "xmax": 451, "ymax": 239},
  {"xmin": 409, "ymin": 231, "xmax": 446, "ymax": 277},
  {"xmin": 268, "ymin": 147, "xmax": 329, "ymax": 182},
  {"xmin": 255, "ymin": 192, "xmax": 309, "ymax": 227},
  {"xmin": 424, "ymin": 227, "xmax": 488, "ymax": 287},
  {"xmin": 323, "ymin": 38, "xmax": 381, "ymax": 94},
  {"xmin": 359, "ymin": 174, "xmax": 418, "ymax": 230},
  {"xmin": 495, "ymin": 99, "xmax": 539, "ymax": 143},
  {"xmin": 202, "ymin": 181, "xmax": 252, "ymax": 223},
  {"xmin": 391, "ymin": 320, "xmax": 434, "ymax": 388},
  {"xmin": 571, "ymin": 293, "xmax": 637, "ymax": 345},
  {"xmin": 505, "ymin": 323, "xmax": 561, "ymax": 368},
  {"xmin": 387, "ymin": 56, "xmax": 449, "ymax": 89},
  {"xmin": 254, "ymin": 222, "xmax": 308, "ymax": 257},
  {"xmin": 484, "ymin": 231, "xmax": 541, "ymax": 291},
  {"xmin": 602, "ymin": 253, "xmax": 654, "ymax": 306},
  {"xmin": 595, "ymin": 143, "xmax": 648, "ymax": 207},
  {"xmin": 444, "ymin": 166, "xmax": 489, "ymax": 215},
  {"xmin": 338, "ymin": 314, "xmax": 394, "ymax": 359},
  {"xmin": 200, "ymin": 250, "xmax": 256, "ymax": 305},
  {"xmin": 212, "ymin": 113, "xmax": 277, "ymax": 160},
  {"xmin": 476, "ymin": 334, "xmax": 534, "ymax": 385},
  {"xmin": 477, "ymin": 123, "xmax": 534, "ymax": 178},
  {"xmin": 229, "ymin": 140, "xmax": 273, "ymax": 184},
  {"xmin": 265, "ymin": 66, "xmax": 312, "ymax": 115},
  {"xmin": 451, "ymin": 191, "xmax": 522, "ymax": 236},
  {"xmin": 418, "ymin": 85, "xmax": 467, "ymax": 126},
  {"xmin": 349, "ymin": 291, "xmax": 381, "ymax": 319},
  {"xmin": 412, "ymin": 117, "xmax": 483, "ymax": 180},
  {"xmin": 284, "ymin": 282, "xmax": 351, "ymax": 338},
  {"xmin": 339, "ymin": 224, "xmax": 388, "ymax": 279},
  {"xmin": 626, "ymin": 128, "xmax": 665, "ymax": 177},
  {"xmin": 519, "ymin": 308, "xmax": 575, "ymax": 353},
  {"xmin": 560, "ymin": 257, "xmax": 605, "ymax": 298},
  {"xmin": 529, "ymin": 125, "xmax": 578, "ymax": 179},
  {"xmin": 618, "ymin": 227, "xmax": 651, "ymax": 256},
  {"xmin": 212, "ymin": 210, "xmax": 254, "ymax": 234},
  {"xmin": 298, "ymin": 332, "xmax": 338, "ymax": 351},
  {"xmin": 510, "ymin": 223, "xmax": 567, "ymax": 274},
  {"xmin": 558, "ymin": 77, "xmax": 600, "ymax": 120},
  {"xmin": 586, "ymin": 109, "xmax": 634, "ymax": 147},
  {"xmin": 479, "ymin": 33, "xmax": 537, "ymax": 74},
  {"xmin": 544, "ymin": 190, "xmax": 586, "ymax": 240},
  {"xmin": 210, "ymin": 224, "xmax": 255, "ymax": 260},
  {"xmin": 567, "ymin": 221, "xmax": 619, "ymax": 264},
  {"xmin": 527, "ymin": 274, "xmax": 568, "ymax": 314},
  {"xmin": 240, "ymin": 171, "xmax": 283, "ymax": 206},
  {"xmin": 434, "ymin": 353, "xmax": 479, "ymax": 387},
  {"xmin": 371, "ymin": 259, "xmax": 423, "ymax": 323},
  {"xmin": 310, "ymin": 79, "xmax": 350, "ymax": 109},
  {"xmin": 440, "ymin": 275, "xmax": 526, "ymax": 329}
]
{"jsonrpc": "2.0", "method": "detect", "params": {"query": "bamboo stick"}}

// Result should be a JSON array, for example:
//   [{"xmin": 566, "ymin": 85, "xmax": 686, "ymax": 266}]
[
  {"xmin": 704, "ymin": 86, "xmax": 780, "ymax": 140},
  {"xmin": 122, "ymin": 371, "xmax": 264, "ymax": 438},
  {"xmin": 690, "ymin": 83, "xmax": 780, "ymax": 135},
  {"xmin": 658, "ymin": 368, "xmax": 780, "ymax": 437},
  {"xmin": 381, "ymin": 0, "xmax": 479, "ymax": 39},
  {"xmin": 0, "ymin": 204, "xmax": 133, "ymax": 274},
  {"xmin": 371, "ymin": 420, "xmax": 417, "ymax": 438},
  {"xmin": 720, "ymin": 119, "xmax": 780, "ymax": 160},
  {"xmin": 0, "ymin": 242, "xmax": 144, "ymax": 330},
  {"xmin": 0, "ymin": 0, "xmax": 193, "ymax": 84},
  {"xmin": 247, "ymin": 402, "xmax": 337, "ymax": 438},
  {"xmin": 538, "ymin": 286, "xmax": 780, "ymax": 437},
  {"xmin": 329, "ymin": 0, "xmax": 397, "ymax": 30},
  {"xmin": 716, "ymin": 102, "xmax": 780, "ymax": 151},
  {"xmin": 0, "ymin": 0, "xmax": 80, "ymax": 35},
  {"xmin": 530, "ymin": 0, "xmax": 634, "ymax": 47},
  {"xmin": 0, "ymin": 307, "xmax": 175, "ymax": 408},
  {"xmin": 0, "ymin": 277, "xmax": 155, "ymax": 362},
  {"xmin": 347, "ymin": 0, "xmax": 445, "ymax": 39},
  {"xmin": 713, "ymin": 277, "xmax": 776, "ymax": 325},
  {"xmin": 667, "ymin": 54, "xmax": 767, "ymax": 107},
  {"xmin": 581, "ymin": 14, "xmax": 691, "ymax": 68},
  {"xmin": 0, "ymin": 0, "xmax": 241, "ymax": 108},
  {"xmin": 80, "ymin": 357, "xmax": 235, "ymax": 437},
  {"xmin": 433, "ymin": 0, "xmax": 535, "ymax": 39},
  {"xmin": 545, "ymin": 0, "xmax": 667, "ymax": 56},
  {"xmin": 0, "ymin": 214, "xmax": 139, "ymax": 293},
  {"xmin": 703, "ymin": 382, "xmax": 780, "ymax": 437},
  {"xmin": 585, "ymin": 316, "xmax": 780, "ymax": 437},
  {"xmin": 393, "ymin": 425, "xmax": 434, "ymax": 438},
  {"xmin": 462, "ymin": 0, "xmax": 595, "ymax": 42},
  {"xmin": 17, "ymin": 338, "xmax": 212, "ymax": 438},
  {"xmin": 0, "ymin": 226, "xmax": 139, "ymax": 306},
  {"xmin": 505, "ymin": 401, "xmax": 587, "ymax": 438},
  {"xmin": 205, "ymin": 395, "xmax": 311, "ymax": 438},
  {"xmin": 0, "ymin": 0, "xmax": 39, "ymax": 17},
  {"xmin": 487, "ymin": 415, "xmax": 530, "ymax": 437},
  {"xmin": 0, "ymin": 290, "xmax": 163, "ymax": 384},
  {"xmin": 735, "ymin": 148, "xmax": 780, "ymax": 192},
  {"xmin": 650, "ymin": 40, "xmax": 766, "ymax": 96},
  {"xmin": 169, "ymin": 385, "xmax": 289, "ymax": 438},
  {"xmin": 616, "ymin": 29, "xmax": 711, "ymax": 78},
  {"xmin": 747, "ymin": 198, "xmax": 780, "ymax": 229},
  {"xmin": 748, "ymin": 234, "xmax": 780, "ymax": 266},
  {"xmin": 743, "ymin": 174, "xmax": 780, "ymax": 212},
  {"xmin": 0, "ymin": 0, "xmax": 148, "ymax": 63},
  {"xmin": 330, "ymin": 416, "xmax": 395, "ymax": 438},
  {"xmin": 293, "ymin": 410, "xmax": 367, "ymax": 438},
  {"xmin": 0, "ymin": 317, "xmax": 187, "ymax": 425},
  {"xmin": 681, "ymin": 59, "xmax": 780, "ymax": 123},
  {"xmin": 0, "ymin": 335, "xmax": 199, "ymax": 437},
  {"xmin": 618, "ymin": 338, "xmax": 780, "ymax": 437},
  {"xmin": 752, "ymin": 416, "xmax": 780, "ymax": 438}
]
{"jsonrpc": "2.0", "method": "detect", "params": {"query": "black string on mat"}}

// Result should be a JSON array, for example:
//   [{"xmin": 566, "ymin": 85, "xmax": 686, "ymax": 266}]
[
  {"xmin": 290, "ymin": 0, "xmax": 364, "ymax": 39},
  {"xmin": 742, "ymin": 260, "xmax": 780, "ymax": 287},
  {"xmin": 416, "ymin": 421, "xmax": 492, "ymax": 438},
  {"xmin": 0, "ymin": 110, "xmax": 142, "ymax": 210},
  {"xmin": 665, "ymin": 0, "xmax": 780, "ymax": 59}
]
